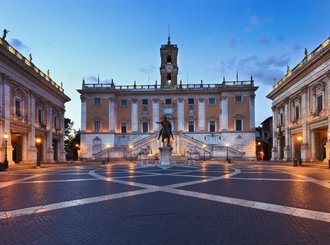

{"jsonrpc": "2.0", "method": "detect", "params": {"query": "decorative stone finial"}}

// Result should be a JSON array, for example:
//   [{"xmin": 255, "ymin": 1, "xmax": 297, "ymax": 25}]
[
  {"xmin": 29, "ymin": 53, "xmax": 33, "ymax": 62},
  {"xmin": 286, "ymin": 65, "xmax": 290, "ymax": 73},
  {"xmin": 274, "ymin": 78, "xmax": 277, "ymax": 85}
]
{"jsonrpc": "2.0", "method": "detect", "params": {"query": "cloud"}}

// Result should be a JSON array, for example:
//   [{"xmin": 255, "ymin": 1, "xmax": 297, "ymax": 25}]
[
  {"xmin": 228, "ymin": 37, "xmax": 244, "ymax": 48},
  {"xmin": 206, "ymin": 54, "xmax": 290, "ymax": 86},
  {"xmin": 138, "ymin": 65, "xmax": 156, "ymax": 74},
  {"xmin": 250, "ymin": 15, "xmax": 260, "ymax": 25},
  {"xmin": 259, "ymin": 35, "xmax": 271, "ymax": 45},
  {"xmin": 9, "ymin": 38, "xmax": 30, "ymax": 52},
  {"xmin": 85, "ymin": 75, "xmax": 113, "ymax": 83},
  {"xmin": 287, "ymin": 44, "xmax": 303, "ymax": 53}
]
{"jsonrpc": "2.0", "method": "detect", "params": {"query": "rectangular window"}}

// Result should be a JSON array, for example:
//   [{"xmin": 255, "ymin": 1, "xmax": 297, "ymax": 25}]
[
  {"xmin": 280, "ymin": 113, "xmax": 283, "ymax": 126},
  {"xmin": 236, "ymin": 119, "xmax": 242, "ymax": 131},
  {"xmin": 142, "ymin": 99, "xmax": 148, "ymax": 105},
  {"xmin": 317, "ymin": 95, "xmax": 323, "ymax": 112},
  {"xmin": 235, "ymin": 96, "xmax": 242, "ymax": 103},
  {"xmin": 295, "ymin": 106, "xmax": 299, "ymax": 120},
  {"xmin": 121, "ymin": 122, "xmax": 127, "ymax": 133},
  {"xmin": 188, "ymin": 98, "xmax": 195, "ymax": 105},
  {"xmin": 208, "ymin": 98, "xmax": 216, "ymax": 105},
  {"xmin": 54, "ymin": 115, "xmax": 58, "ymax": 129},
  {"xmin": 94, "ymin": 121, "xmax": 101, "ymax": 132},
  {"xmin": 165, "ymin": 99, "xmax": 172, "ymax": 105},
  {"xmin": 188, "ymin": 121, "xmax": 194, "ymax": 132},
  {"xmin": 15, "ymin": 100, "xmax": 21, "ymax": 116},
  {"xmin": 94, "ymin": 98, "xmax": 101, "ymax": 105},
  {"xmin": 209, "ymin": 120, "xmax": 216, "ymax": 132},
  {"xmin": 121, "ymin": 99, "xmax": 128, "ymax": 106},
  {"xmin": 38, "ymin": 109, "xmax": 43, "ymax": 123},
  {"xmin": 142, "ymin": 122, "xmax": 148, "ymax": 133}
]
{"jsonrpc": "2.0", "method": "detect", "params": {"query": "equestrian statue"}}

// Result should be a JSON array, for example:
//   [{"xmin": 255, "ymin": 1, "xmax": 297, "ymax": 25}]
[{"xmin": 156, "ymin": 116, "xmax": 174, "ymax": 147}]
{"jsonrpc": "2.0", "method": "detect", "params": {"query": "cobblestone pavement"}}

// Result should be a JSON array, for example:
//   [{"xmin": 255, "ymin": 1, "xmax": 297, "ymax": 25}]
[{"xmin": 0, "ymin": 162, "xmax": 329, "ymax": 244}]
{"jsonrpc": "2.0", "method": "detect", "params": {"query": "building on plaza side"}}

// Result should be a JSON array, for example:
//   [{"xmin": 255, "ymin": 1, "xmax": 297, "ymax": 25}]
[
  {"xmin": 0, "ymin": 34, "xmax": 70, "ymax": 165},
  {"xmin": 78, "ymin": 38, "xmax": 258, "ymax": 161},
  {"xmin": 267, "ymin": 36, "xmax": 330, "ymax": 163}
]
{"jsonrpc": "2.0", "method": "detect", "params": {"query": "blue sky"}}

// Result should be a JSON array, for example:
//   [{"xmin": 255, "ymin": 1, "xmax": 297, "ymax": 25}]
[{"xmin": 1, "ymin": 0, "xmax": 330, "ymax": 129}]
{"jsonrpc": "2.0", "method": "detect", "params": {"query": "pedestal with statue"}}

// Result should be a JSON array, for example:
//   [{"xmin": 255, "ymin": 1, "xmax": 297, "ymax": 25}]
[{"xmin": 157, "ymin": 116, "xmax": 174, "ymax": 167}]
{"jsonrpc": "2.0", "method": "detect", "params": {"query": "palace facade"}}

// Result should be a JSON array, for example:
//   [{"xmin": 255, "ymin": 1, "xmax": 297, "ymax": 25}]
[
  {"xmin": 0, "ymin": 35, "xmax": 70, "ymax": 166},
  {"xmin": 78, "ymin": 38, "xmax": 258, "ymax": 161},
  {"xmin": 267, "ymin": 36, "xmax": 330, "ymax": 163}
]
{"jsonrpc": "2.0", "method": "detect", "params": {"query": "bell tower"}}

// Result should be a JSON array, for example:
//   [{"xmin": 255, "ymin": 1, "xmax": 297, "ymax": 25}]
[{"xmin": 160, "ymin": 36, "xmax": 178, "ymax": 88}]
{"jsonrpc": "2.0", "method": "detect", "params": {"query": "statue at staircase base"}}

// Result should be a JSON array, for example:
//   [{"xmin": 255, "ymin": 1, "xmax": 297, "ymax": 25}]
[{"xmin": 159, "ymin": 146, "xmax": 173, "ymax": 167}]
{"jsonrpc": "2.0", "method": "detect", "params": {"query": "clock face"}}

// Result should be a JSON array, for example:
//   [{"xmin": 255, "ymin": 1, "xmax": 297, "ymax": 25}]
[{"xmin": 165, "ymin": 64, "xmax": 173, "ymax": 73}]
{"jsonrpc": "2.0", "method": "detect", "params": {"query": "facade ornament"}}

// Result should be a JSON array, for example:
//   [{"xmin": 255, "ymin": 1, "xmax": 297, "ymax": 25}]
[
  {"xmin": 286, "ymin": 65, "xmax": 290, "ymax": 74},
  {"xmin": 304, "ymin": 48, "xmax": 308, "ymax": 57},
  {"xmin": 2, "ymin": 29, "xmax": 9, "ymax": 40},
  {"xmin": 274, "ymin": 78, "xmax": 277, "ymax": 85},
  {"xmin": 29, "ymin": 53, "xmax": 33, "ymax": 63}
]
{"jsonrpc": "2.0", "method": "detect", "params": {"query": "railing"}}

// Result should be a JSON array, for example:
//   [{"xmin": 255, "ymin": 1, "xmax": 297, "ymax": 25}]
[
  {"xmin": 0, "ymin": 38, "xmax": 64, "ymax": 93},
  {"xmin": 273, "ymin": 37, "xmax": 330, "ymax": 89},
  {"xmin": 81, "ymin": 80, "xmax": 255, "ymax": 90}
]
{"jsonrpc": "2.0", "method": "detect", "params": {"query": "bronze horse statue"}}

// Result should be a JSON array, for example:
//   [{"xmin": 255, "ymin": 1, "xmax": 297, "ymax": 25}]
[{"xmin": 156, "ymin": 116, "xmax": 174, "ymax": 147}]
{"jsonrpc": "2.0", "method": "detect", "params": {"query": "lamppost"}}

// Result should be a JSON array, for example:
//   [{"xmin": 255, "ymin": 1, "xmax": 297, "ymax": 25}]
[
  {"xmin": 297, "ymin": 136, "xmax": 302, "ymax": 166},
  {"xmin": 129, "ymin": 144, "xmax": 133, "ymax": 163},
  {"xmin": 106, "ymin": 144, "xmax": 110, "ymax": 164},
  {"xmin": 3, "ymin": 132, "xmax": 8, "ymax": 169},
  {"xmin": 75, "ymin": 144, "xmax": 80, "ymax": 161},
  {"xmin": 225, "ymin": 143, "xmax": 230, "ymax": 164},
  {"xmin": 202, "ymin": 144, "xmax": 206, "ymax": 163},
  {"xmin": 36, "ymin": 138, "xmax": 42, "ymax": 168}
]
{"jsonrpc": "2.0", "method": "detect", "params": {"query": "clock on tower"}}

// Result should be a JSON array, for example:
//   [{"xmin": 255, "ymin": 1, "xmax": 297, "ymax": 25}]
[{"xmin": 160, "ymin": 37, "xmax": 178, "ymax": 88}]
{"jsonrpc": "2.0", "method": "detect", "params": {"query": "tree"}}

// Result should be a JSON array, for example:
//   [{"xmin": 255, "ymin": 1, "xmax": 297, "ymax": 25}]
[{"xmin": 64, "ymin": 118, "xmax": 80, "ymax": 160}]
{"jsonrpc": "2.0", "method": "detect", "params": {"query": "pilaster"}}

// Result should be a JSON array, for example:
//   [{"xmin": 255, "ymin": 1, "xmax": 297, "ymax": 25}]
[
  {"xmin": 131, "ymin": 98, "xmax": 138, "ymax": 132},
  {"xmin": 177, "ymin": 98, "xmax": 184, "ymax": 131},
  {"xmin": 108, "ymin": 97, "xmax": 116, "ymax": 132},
  {"xmin": 198, "ymin": 98, "xmax": 205, "ymax": 132},
  {"xmin": 152, "ymin": 98, "xmax": 159, "ymax": 132},
  {"xmin": 81, "ymin": 95, "xmax": 86, "ymax": 131},
  {"xmin": 220, "ymin": 96, "xmax": 228, "ymax": 131}
]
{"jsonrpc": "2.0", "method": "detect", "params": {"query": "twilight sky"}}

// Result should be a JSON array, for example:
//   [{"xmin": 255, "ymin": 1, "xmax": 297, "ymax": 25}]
[{"xmin": 1, "ymin": 0, "xmax": 329, "ymax": 129}]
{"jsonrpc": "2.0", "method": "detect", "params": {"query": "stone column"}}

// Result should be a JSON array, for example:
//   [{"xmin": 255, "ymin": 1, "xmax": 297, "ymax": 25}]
[
  {"xmin": 310, "ymin": 130, "xmax": 316, "ymax": 161},
  {"xmin": 221, "ymin": 96, "xmax": 228, "ymax": 131},
  {"xmin": 283, "ymin": 98, "xmax": 290, "ymax": 160},
  {"xmin": 46, "ymin": 105, "xmax": 54, "ymax": 162},
  {"xmin": 271, "ymin": 105, "xmax": 278, "ymax": 160},
  {"xmin": 108, "ymin": 97, "xmax": 115, "ymax": 132},
  {"xmin": 80, "ymin": 95, "xmax": 86, "ymax": 131},
  {"xmin": 198, "ymin": 98, "xmax": 205, "ymax": 132},
  {"xmin": 152, "ymin": 98, "xmax": 159, "ymax": 132},
  {"xmin": 27, "ymin": 92, "xmax": 37, "ymax": 163},
  {"xmin": 300, "ymin": 87, "xmax": 309, "ymax": 161},
  {"xmin": 59, "ymin": 111, "xmax": 66, "ymax": 161},
  {"xmin": 131, "ymin": 99, "xmax": 138, "ymax": 132},
  {"xmin": 177, "ymin": 98, "xmax": 184, "ymax": 132},
  {"xmin": 249, "ymin": 94, "xmax": 255, "ymax": 130},
  {"xmin": 326, "ymin": 74, "xmax": 330, "ymax": 162},
  {"xmin": 4, "ymin": 75, "xmax": 13, "ymax": 164},
  {"xmin": 21, "ymin": 134, "xmax": 27, "ymax": 162}
]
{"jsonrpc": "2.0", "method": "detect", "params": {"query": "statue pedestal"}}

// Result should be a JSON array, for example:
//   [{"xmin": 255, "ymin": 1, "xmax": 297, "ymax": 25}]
[{"xmin": 159, "ymin": 146, "xmax": 173, "ymax": 167}]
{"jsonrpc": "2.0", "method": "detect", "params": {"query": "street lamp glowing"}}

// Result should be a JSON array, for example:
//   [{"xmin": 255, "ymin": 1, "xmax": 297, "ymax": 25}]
[
  {"xmin": 202, "ymin": 144, "xmax": 206, "ymax": 163},
  {"xmin": 225, "ymin": 143, "xmax": 229, "ymax": 147},
  {"xmin": 129, "ymin": 144, "xmax": 133, "ymax": 163},
  {"xmin": 297, "ymin": 136, "xmax": 302, "ymax": 141},
  {"xmin": 225, "ymin": 143, "xmax": 230, "ymax": 163},
  {"xmin": 257, "ymin": 142, "xmax": 261, "ymax": 145},
  {"xmin": 36, "ymin": 138, "xmax": 41, "ymax": 144},
  {"xmin": 3, "ymin": 133, "xmax": 8, "ymax": 139},
  {"xmin": 2, "ymin": 132, "xmax": 9, "ymax": 169},
  {"xmin": 35, "ymin": 138, "xmax": 42, "ymax": 168}
]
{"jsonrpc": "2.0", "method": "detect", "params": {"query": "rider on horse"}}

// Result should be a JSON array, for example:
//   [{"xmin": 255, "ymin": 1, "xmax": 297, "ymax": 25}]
[{"xmin": 156, "ymin": 116, "xmax": 174, "ymax": 146}]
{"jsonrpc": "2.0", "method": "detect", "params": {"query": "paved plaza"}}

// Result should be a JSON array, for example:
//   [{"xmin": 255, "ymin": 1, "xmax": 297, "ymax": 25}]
[{"xmin": 0, "ymin": 162, "xmax": 329, "ymax": 244}]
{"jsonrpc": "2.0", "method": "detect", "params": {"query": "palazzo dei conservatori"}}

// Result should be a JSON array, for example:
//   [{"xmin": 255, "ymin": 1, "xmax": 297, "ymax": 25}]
[{"xmin": 77, "ymin": 38, "xmax": 258, "ymax": 162}]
